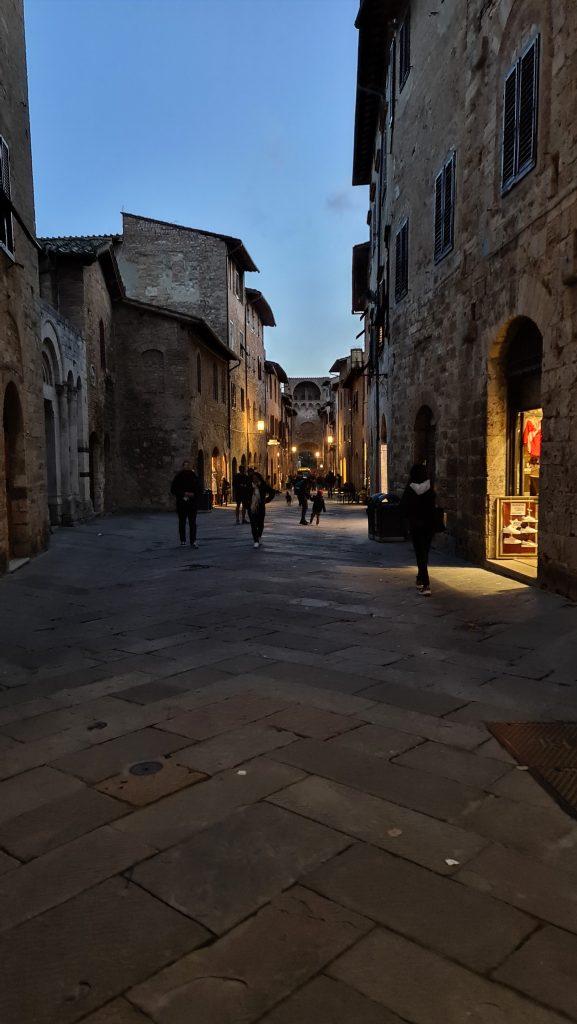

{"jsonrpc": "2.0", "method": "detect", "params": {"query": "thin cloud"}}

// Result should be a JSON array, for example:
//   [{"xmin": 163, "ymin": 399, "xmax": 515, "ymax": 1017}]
[{"xmin": 326, "ymin": 190, "xmax": 353, "ymax": 213}]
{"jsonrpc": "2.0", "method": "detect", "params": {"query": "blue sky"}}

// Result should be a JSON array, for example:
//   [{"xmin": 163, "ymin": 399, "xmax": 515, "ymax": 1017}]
[{"xmin": 24, "ymin": 0, "xmax": 367, "ymax": 376}]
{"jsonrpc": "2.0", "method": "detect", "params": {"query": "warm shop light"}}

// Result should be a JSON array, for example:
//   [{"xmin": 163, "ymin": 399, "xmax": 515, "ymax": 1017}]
[
  {"xmin": 327, "ymin": 435, "xmax": 334, "ymax": 444},
  {"xmin": 257, "ymin": 420, "xmax": 265, "ymax": 432},
  {"xmin": 291, "ymin": 446, "xmax": 297, "ymax": 453}
]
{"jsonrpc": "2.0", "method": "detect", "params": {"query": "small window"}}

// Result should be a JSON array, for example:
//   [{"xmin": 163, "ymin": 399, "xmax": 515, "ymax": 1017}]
[
  {"xmin": 197, "ymin": 353, "xmax": 202, "ymax": 394},
  {"xmin": 257, "ymin": 357, "xmax": 262, "ymax": 381},
  {"xmin": 394, "ymin": 220, "xmax": 409, "ymax": 303},
  {"xmin": 399, "ymin": 13, "xmax": 410, "ymax": 91},
  {"xmin": 0, "ymin": 137, "xmax": 14, "ymax": 257},
  {"xmin": 229, "ymin": 320, "xmax": 235, "ymax": 351},
  {"xmin": 212, "ymin": 362, "xmax": 218, "ymax": 401},
  {"xmin": 502, "ymin": 37, "xmax": 540, "ymax": 194},
  {"xmin": 239, "ymin": 330, "xmax": 245, "ymax": 356},
  {"xmin": 434, "ymin": 152, "xmax": 456, "ymax": 262},
  {"xmin": 221, "ymin": 366, "xmax": 226, "ymax": 404},
  {"xmin": 231, "ymin": 382, "xmax": 237, "ymax": 408},
  {"xmin": 99, "ymin": 320, "xmax": 107, "ymax": 371},
  {"xmin": 240, "ymin": 387, "xmax": 245, "ymax": 412},
  {"xmin": 387, "ymin": 38, "xmax": 396, "ymax": 132}
]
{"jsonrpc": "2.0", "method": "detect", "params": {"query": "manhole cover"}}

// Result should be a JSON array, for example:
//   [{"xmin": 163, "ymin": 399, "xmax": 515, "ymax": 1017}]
[
  {"xmin": 129, "ymin": 760, "xmax": 164, "ymax": 776},
  {"xmin": 488, "ymin": 722, "xmax": 577, "ymax": 820}
]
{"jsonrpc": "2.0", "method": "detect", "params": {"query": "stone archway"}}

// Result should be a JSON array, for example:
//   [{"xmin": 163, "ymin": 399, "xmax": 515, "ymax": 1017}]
[{"xmin": 3, "ymin": 383, "xmax": 29, "ymax": 560}]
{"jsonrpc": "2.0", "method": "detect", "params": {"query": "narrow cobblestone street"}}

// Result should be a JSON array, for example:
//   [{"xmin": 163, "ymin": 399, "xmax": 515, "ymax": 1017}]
[{"xmin": 1, "ymin": 501, "xmax": 577, "ymax": 1023}]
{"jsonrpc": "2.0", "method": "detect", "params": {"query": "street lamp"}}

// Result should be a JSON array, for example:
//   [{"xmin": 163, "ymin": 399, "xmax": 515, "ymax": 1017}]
[
  {"xmin": 315, "ymin": 451, "xmax": 320, "ymax": 459},
  {"xmin": 327, "ymin": 435, "xmax": 334, "ymax": 445},
  {"xmin": 291, "ymin": 446, "xmax": 297, "ymax": 453},
  {"xmin": 257, "ymin": 420, "xmax": 265, "ymax": 432}
]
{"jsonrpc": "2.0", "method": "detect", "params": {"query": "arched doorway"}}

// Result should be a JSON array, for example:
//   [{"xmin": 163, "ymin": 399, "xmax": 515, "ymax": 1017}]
[
  {"xmin": 42, "ymin": 340, "xmax": 61, "ymax": 524},
  {"xmin": 211, "ymin": 447, "xmax": 225, "ymax": 502},
  {"xmin": 197, "ymin": 449, "xmax": 205, "ymax": 489},
  {"xmin": 232, "ymin": 457, "xmax": 238, "ymax": 479},
  {"xmin": 414, "ymin": 406, "xmax": 436, "ymax": 481},
  {"xmin": 3, "ymin": 383, "xmax": 29, "ymax": 560},
  {"xmin": 380, "ymin": 414, "xmax": 388, "ymax": 493},
  {"xmin": 488, "ymin": 317, "xmax": 543, "ymax": 565},
  {"xmin": 240, "ymin": 453, "xmax": 246, "ymax": 468}
]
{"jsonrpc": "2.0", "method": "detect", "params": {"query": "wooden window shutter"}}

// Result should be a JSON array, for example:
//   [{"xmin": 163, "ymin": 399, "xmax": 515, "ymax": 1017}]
[
  {"xmin": 502, "ymin": 66, "xmax": 518, "ymax": 189},
  {"xmin": 399, "ymin": 14, "xmax": 410, "ymax": 90},
  {"xmin": 443, "ymin": 154, "xmax": 455, "ymax": 251},
  {"xmin": 0, "ymin": 137, "xmax": 14, "ymax": 255},
  {"xmin": 0, "ymin": 139, "xmax": 11, "ymax": 201},
  {"xmin": 518, "ymin": 39, "xmax": 539, "ymax": 173},
  {"xmin": 395, "ymin": 221, "xmax": 408, "ymax": 302},
  {"xmin": 434, "ymin": 172, "xmax": 444, "ymax": 261}
]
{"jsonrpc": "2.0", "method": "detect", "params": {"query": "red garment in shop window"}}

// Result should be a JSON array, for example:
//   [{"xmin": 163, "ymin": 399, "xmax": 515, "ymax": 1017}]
[
  {"xmin": 523, "ymin": 419, "xmax": 541, "ymax": 457},
  {"xmin": 530, "ymin": 428, "xmax": 542, "ymax": 457}
]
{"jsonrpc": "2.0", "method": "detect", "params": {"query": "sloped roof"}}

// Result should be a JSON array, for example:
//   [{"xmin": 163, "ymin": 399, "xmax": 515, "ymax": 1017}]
[
  {"xmin": 352, "ymin": 241, "xmax": 370, "ymax": 313},
  {"xmin": 264, "ymin": 359, "xmax": 288, "ymax": 384},
  {"xmin": 39, "ymin": 234, "xmax": 121, "ymax": 257},
  {"xmin": 353, "ymin": 0, "xmax": 402, "ymax": 185},
  {"xmin": 122, "ymin": 213, "xmax": 259, "ymax": 273},
  {"xmin": 246, "ymin": 288, "xmax": 276, "ymax": 326},
  {"xmin": 119, "ymin": 297, "xmax": 235, "ymax": 360}
]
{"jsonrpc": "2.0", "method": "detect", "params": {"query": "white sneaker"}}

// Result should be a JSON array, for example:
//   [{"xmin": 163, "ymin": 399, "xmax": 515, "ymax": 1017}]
[
  {"xmin": 419, "ymin": 587, "xmax": 431, "ymax": 597},
  {"xmin": 191, "ymin": 542, "xmax": 199, "ymax": 549},
  {"xmin": 253, "ymin": 541, "xmax": 260, "ymax": 549}
]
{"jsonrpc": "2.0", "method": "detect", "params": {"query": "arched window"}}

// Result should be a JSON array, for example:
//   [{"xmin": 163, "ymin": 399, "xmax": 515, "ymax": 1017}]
[
  {"xmin": 197, "ymin": 353, "xmax": 202, "ymax": 394},
  {"xmin": 99, "ymin": 320, "xmax": 107, "ymax": 372},
  {"xmin": 42, "ymin": 352, "xmax": 53, "ymax": 386},
  {"xmin": 294, "ymin": 381, "xmax": 321, "ymax": 403}
]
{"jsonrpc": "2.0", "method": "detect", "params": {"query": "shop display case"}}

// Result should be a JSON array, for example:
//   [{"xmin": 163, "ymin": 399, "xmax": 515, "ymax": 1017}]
[{"xmin": 496, "ymin": 497, "xmax": 539, "ymax": 559}]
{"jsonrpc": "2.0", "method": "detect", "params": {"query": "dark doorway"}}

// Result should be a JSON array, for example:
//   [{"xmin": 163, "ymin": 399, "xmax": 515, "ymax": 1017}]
[{"xmin": 3, "ymin": 383, "xmax": 28, "ymax": 558}]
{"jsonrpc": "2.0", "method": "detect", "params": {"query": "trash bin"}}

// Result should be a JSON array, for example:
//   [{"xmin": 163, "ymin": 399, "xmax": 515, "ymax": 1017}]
[
  {"xmin": 369, "ymin": 493, "xmax": 407, "ymax": 541},
  {"xmin": 198, "ymin": 489, "xmax": 213, "ymax": 512}
]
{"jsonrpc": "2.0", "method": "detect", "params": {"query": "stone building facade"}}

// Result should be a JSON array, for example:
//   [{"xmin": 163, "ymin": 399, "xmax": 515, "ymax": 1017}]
[
  {"xmin": 264, "ymin": 360, "xmax": 293, "ymax": 486},
  {"xmin": 288, "ymin": 377, "xmax": 333, "ymax": 469},
  {"xmin": 330, "ymin": 350, "xmax": 366, "ymax": 489},
  {"xmin": 39, "ymin": 237, "xmax": 124, "ymax": 514},
  {"xmin": 0, "ymin": 0, "xmax": 48, "ymax": 572},
  {"xmin": 352, "ymin": 0, "xmax": 577, "ymax": 594}
]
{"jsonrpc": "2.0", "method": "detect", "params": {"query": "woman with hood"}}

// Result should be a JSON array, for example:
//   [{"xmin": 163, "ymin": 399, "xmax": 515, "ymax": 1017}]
[
  {"xmin": 400, "ymin": 463, "xmax": 437, "ymax": 596},
  {"xmin": 247, "ymin": 469, "xmax": 276, "ymax": 548}
]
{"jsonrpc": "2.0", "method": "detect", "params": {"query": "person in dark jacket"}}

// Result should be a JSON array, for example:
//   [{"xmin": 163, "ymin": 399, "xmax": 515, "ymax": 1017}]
[
  {"xmin": 247, "ymin": 469, "xmax": 275, "ymax": 548},
  {"xmin": 296, "ymin": 477, "xmax": 310, "ymax": 525},
  {"xmin": 170, "ymin": 461, "xmax": 202, "ymax": 548},
  {"xmin": 400, "ymin": 464, "xmax": 436, "ymax": 596},
  {"xmin": 233, "ymin": 465, "xmax": 250, "ymax": 524},
  {"xmin": 310, "ymin": 489, "xmax": 326, "ymax": 525}
]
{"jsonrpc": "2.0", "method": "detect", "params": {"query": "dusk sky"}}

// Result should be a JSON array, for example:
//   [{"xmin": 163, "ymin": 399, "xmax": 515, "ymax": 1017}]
[{"xmin": 24, "ymin": 0, "xmax": 367, "ymax": 376}]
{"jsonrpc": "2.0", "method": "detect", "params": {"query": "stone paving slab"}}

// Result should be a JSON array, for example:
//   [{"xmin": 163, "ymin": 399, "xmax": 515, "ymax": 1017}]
[
  {"xmin": 0, "ymin": 876, "xmax": 209, "ymax": 1024},
  {"xmin": 494, "ymin": 926, "xmax": 577, "ymax": 1020},
  {"xmin": 271, "ymin": 739, "xmax": 486, "ymax": 821},
  {"xmin": 458, "ymin": 842, "xmax": 577, "ymax": 934},
  {"xmin": 260, "ymin": 974, "xmax": 402, "ymax": 1023},
  {"xmin": 114, "ymin": 680, "xmax": 193, "ymax": 705},
  {"xmin": 361, "ymin": 701, "xmax": 488, "ymax": 749},
  {"xmin": 96, "ymin": 759, "xmax": 206, "ymax": 806},
  {"xmin": 329, "ymin": 928, "xmax": 568, "ymax": 1024},
  {"xmin": 51, "ymin": 727, "xmax": 192, "ymax": 783},
  {"xmin": 129, "ymin": 886, "xmax": 372, "ymax": 1024},
  {"xmin": 269, "ymin": 775, "xmax": 488, "ymax": 874},
  {"xmin": 488, "ymin": 765, "xmax": 556, "ymax": 806},
  {"xmin": 131, "ymin": 802, "xmax": 351, "ymax": 934},
  {"xmin": 262, "ymin": 704, "xmax": 363, "ymax": 740},
  {"xmin": 0, "ymin": 825, "xmax": 155, "ymax": 931},
  {"xmin": 113, "ymin": 757, "xmax": 306, "ymax": 850},
  {"xmin": 157, "ymin": 693, "xmax": 291, "ymax": 740},
  {"xmin": 327, "ymin": 721, "xmax": 424, "ymax": 757},
  {"xmin": 356, "ymin": 680, "xmax": 468, "ymax": 716},
  {"xmin": 80, "ymin": 999, "xmax": 154, "ymax": 1023},
  {"xmin": 0, "ymin": 765, "xmax": 84, "ymax": 824},
  {"xmin": 0, "ymin": 786, "xmax": 129, "ymax": 860},
  {"xmin": 458, "ymin": 793, "xmax": 577, "ymax": 874},
  {"xmin": 174, "ymin": 722, "xmax": 297, "ymax": 774},
  {"xmin": 393, "ymin": 740, "xmax": 511, "ymax": 789}
]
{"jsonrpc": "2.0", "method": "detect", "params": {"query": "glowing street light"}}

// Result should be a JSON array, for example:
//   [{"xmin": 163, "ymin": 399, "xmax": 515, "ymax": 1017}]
[
  {"xmin": 291, "ymin": 446, "xmax": 297, "ymax": 453},
  {"xmin": 315, "ymin": 451, "xmax": 321, "ymax": 458},
  {"xmin": 327, "ymin": 435, "xmax": 334, "ymax": 445},
  {"xmin": 257, "ymin": 420, "xmax": 265, "ymax": 432}
]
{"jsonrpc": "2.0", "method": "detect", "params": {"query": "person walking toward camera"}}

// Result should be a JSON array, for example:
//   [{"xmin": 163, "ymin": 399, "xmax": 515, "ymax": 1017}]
[
  {"xmin": 310, "ymin": 488, "xmax": 326, "ymax": 525},
  {"xmin": 233, "ymin": 464, "xmax": 250, "ymax": 524},
  {"xmin": 400, "ymin": 464, "xmax": 437, "ymax": 596},
  {"xmin": 247, "ymin": 469, "xmax": 275, "ymax": 548},
  {"xmin": 170, "ymin": 460, "xmax": 202, "ymax": 548}
]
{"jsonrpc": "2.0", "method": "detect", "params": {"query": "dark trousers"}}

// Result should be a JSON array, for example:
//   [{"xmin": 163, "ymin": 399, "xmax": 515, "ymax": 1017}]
[
  {"xmin": 235, "ymin": 499, "xmax": 248, "ymax": 521},
  {"xmin": 177, "ymin": 501, "xmax": 197, "ymax": 544},
  {"xmin": 412, "ymin": 527, "xmax": 433, "ymax": 587},
  {"xmin": 310, "ymin": 512, "xmax": 321, "ymax": 524},
  {"xmin": 299, "ymin": 499, "xmax": 308, "ymax": 524},
  {"xmin": 249, "ymin": 508, "xmax": 265, "ymax": 541}
]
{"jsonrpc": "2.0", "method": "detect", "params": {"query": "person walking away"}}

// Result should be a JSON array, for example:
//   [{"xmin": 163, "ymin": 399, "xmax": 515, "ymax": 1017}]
[
  {"xmin": 310, "ymin": 488, "xmax": 326, "ymax": 525},
  {"xmin": 233, "ymin": 465, "xmax": 250, "ymax": 524},
  {"xmin": 170, "ymin": 460, "xmax": 202, "ymax": 548},
  {"xmin": 400, "ymin": 464, "xmax": 436, "ymax": 596},
  {"xmin": 247, "ymin": 469, "xmax": 275, "ymax": 548},
  {"xmin": 221, "ymin": 477, "xmax": 230, "ymax": 506},
  {"xmin": 298, "ymin": 478, "xmax": 310, "ymax": 525},
  {"xmin": 285, "ymin": 483, "xmax": 293, "ymax": 504},
  {"xmin": 325, "ymin": 470, "xmax": 335, "ymax": 498}
]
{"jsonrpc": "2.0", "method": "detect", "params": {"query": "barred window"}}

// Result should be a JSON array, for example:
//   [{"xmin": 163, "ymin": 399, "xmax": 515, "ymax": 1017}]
[
  {"xmin": 434, "ymin": 152, "xmax": 456, "ymax": 263},
  {"xmin": 0, "ymin": 137, "xmax": 14, "ymax": 257}
]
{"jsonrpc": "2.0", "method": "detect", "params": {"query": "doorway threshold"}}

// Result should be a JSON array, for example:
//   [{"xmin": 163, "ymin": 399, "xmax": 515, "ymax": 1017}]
[
  {"xmin": 485, "ymin": 557, "xmax": 538, "ymax": 586},
  {"xmin": 8, "ymin": 557, "xmax": 30, "ymax": 574}
]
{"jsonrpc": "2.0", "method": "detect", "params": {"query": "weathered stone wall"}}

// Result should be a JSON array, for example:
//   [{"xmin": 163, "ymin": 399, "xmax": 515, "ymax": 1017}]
[
  {"xmin": 361, "ymin": 0, "xmax": 577, "ymax": 593},
  {"xmin": 0, "ymin": 0, "xmax": 47, "ymax": 571},
  {"xmin": 288, "ymin": 377, "xmax": 332, "ymax": 457},
  {"xmin": 113, "ymin": 303, "xmax": 229, "ymax": 510}
]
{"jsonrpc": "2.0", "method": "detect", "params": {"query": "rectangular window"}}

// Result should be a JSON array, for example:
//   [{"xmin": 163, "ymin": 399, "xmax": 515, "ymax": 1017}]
[
  {"xmin": 0, "ymin": 137, "xmax": 14, "ymax": 257},
  {"xmin": 434, "ymin": 152, "xmax": 456, "ymax": 262},
  {"xmin": 231, "ymin": 383, "xmax": 237, "ymax": 408},
  {"xmin": 502, "ymin": 37, "xmax": 540, "ymax": 194},
  {"xmin": 399, "ymin": 13, "xmax": 410, "ymax": 91},
  {"xmin": 212, "ymin": 362, "xmax": 218, "ymax": 401},
  {"xmin": 221, "ymin": 366, "xmax": 226, "ymax": 404},
  {"xmin": 240, "ymin": 387, "xmax": 245, "ymax": 412},
  {"xmin": 229, "ymin": 320, "xmax": 235, "ymax": 351},
  {"xmin": 239, "ymin": 330, "xmax": 245, "ymax": 356},
  {"xmin": 257, "ymin": 357, "xmax": 262, "ymax": 381},
  {"xmin": 394, "ymin": 219, "xmax": 409, "ymax": 302}
]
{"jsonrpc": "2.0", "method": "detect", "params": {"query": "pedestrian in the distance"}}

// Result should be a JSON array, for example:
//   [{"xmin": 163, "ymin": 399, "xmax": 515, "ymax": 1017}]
[
  {"xmin": 325, "ymin": 470, "xmax": 336, "ymax": 499},
  {"xmin": 298, "ymin": 478, "xmax": 310, "ymax": 525},
  {"xmin": 285, "ymin": 484, "xmax": 293, "ymax": 504},
  {"xmin": 221, "ymin": 477, "xmax": 230, "ymax": 505},
  {"xmin": 170, "ymin": 460, "xmax": 202, "ymax": 548},
  {"xmin": 310, "ymin": 488, "xmax": 326, "ymax": 525},
  {"xmin": 233, "ymin": 465, "xmax": 250, "ymax": 524},
  {"xmin": 400, "ymin": 463, "xmax": 436, "ymax": 596},
  {"xmin": 247, "ymin": 469, "xmax": 275, "ymax": 548}
]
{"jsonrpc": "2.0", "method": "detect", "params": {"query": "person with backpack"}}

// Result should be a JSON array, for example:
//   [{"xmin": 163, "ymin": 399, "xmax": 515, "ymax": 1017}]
[
  {"xmin": 310, "ymin": 488, "xmax": 326, "ymax": 525},
  {"xmin": 170, "ymin": 460, "xmax": 202, "ymax": 548},
  {"xmin": 400, "ymin": 463, "xmax": 437, "ymax": 596}
]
